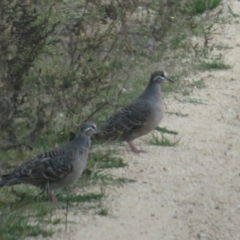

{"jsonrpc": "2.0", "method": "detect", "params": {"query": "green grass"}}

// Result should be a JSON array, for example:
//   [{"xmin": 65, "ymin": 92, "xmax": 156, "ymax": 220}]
[
  {"xmin": 80, "ymin": 170, "xmax": 136, "ymax": 187},
  {"xmin": 0, "ymin": 191, "xmax": 104, "ymax": 240},
  {"xmin": 88, "ymin": 149, "xmax": 128, "ymax": 169},
  {"xmin": 177, "ymin": 97, "xmax": 205, "ymax": 105},
  {"xmin": 149, "ymin": 133, "xmax": 180, "ymax": 147},
  {"xmin": 52, "ymin": 218, "xmax": 61, "ymax": 225},
  {"xmin": 0, "ymin": 185, "xmax": 107, "ymax": 239},
  {"xmin": 187, "ymin": 0, "xmax": 222, "ymax": 16},
  {"xmin": 97, "ymin": 208, "xmax": 109, "ymax": 216},
  {"xmin": 114, "ymin": 177, "xmax": 136, "ymax": 184},
  {"xmin": 197, "ymin": 59, "xmax": 231, "ymax": 71},
  {"xmin": 0, "ymin": 213, "xmax": 54, "ymax": 240},
  {"xmin": 228, "ymin": 6, "xmax": 240, "ymax": 18},
  {"xmin": 166, "ymin": 111, "xmax": 189, "ymax": 118},
  {"xmin": 0, "ymin": 188, "xmax": 56, "ymax": 240},
  {"xmin": 169, "ymin": 33, "xmax": 188, "ymax": 49},
  {"xmin": 155, "ymin": 126, "xmax": 178, "ymax": 135}
]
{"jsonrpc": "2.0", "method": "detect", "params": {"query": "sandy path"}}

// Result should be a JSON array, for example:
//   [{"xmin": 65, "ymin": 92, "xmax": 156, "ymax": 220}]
[{"xmin": 48, "ymin": 1, "xmax": 240, "ymax": 239}]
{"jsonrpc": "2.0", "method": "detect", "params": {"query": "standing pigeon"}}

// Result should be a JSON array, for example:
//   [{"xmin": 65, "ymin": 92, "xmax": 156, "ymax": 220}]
[
  {"xmin": 95, "ymin": 71, "xmax": 173, "ymax": 153},
  {"xmin": 0, "ymin": 122, "xmax": 97, "ymax": 202}
]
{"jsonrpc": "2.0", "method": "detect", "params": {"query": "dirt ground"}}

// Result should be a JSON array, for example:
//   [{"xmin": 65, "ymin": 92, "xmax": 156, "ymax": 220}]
[{"xmin": 43, "ymin": 1, "xmax": 240, "ymax": 239}]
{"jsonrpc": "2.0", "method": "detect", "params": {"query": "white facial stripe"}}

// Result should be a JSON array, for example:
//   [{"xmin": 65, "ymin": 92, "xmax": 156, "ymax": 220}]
[
  {"xmin": 85, "ymin": 127, "xmax": 93, "ymax": 132},
  {"xmin": 85, "ymin": 126, "xmax": 97, "ymax": 132},
  {"xmin": 153, "ymin": 76, "xmax": 162, "ymax": 81}
]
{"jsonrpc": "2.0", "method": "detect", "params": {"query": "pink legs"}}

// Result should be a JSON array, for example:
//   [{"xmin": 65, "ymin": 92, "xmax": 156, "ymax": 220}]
[
  {"xmin": 127, "ymin": 141, "xmax": 147, "ymax": 153},
  {"xmin": 47, "ymin": 189, "xmax": 57, "ymax": 203}
]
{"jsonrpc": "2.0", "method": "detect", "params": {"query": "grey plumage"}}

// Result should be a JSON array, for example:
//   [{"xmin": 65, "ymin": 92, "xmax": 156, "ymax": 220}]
[
  {"xmin": 0, "ymin": 122, "xmax": 97, "ymax": 202},
  {"xmin": 95, "ymin": 71, "xmax": 173, "ymax": 153}
]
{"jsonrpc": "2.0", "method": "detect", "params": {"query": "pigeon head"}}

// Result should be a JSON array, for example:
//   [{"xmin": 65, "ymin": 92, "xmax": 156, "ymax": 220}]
[
  {"xmin": 150, "ymin": 71, "xmax": 173, "ymax": 84},
  {"xmin": 80, "ymin": 122, "xmax": 98, "ymax": 136}
]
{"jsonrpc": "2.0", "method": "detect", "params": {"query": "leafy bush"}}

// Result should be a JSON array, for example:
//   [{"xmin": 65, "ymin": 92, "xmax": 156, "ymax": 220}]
[
  {"xmin": 0, "ymin": 0, "xmax": 221, "ymax": 150},
  {"xmin": 0, "ymin": 0, "xmax": 182, "ymax": 150},
  {"xmin": 0, "ymin": 0, "xmax": 58, "ymax": 149}
]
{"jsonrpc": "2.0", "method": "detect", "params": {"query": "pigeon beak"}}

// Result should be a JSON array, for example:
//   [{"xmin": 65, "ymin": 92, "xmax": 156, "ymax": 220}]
[
  {"xmin": 92, "ymin": 123, "xmax": 98, "ymax": 134},
  {"xmin": 162, "ymin": 76, "xmax": 174, "ymax": 83},
  {"xmin": 93, "ymin": 128, "xmax": 98, "ymax": 134}
]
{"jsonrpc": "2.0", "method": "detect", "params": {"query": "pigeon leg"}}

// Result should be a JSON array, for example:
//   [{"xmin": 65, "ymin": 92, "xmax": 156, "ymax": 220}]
[
  {"xmin": 47, "ymin": 189, "xmax": 58, "ymax": 203},
  {"xmin": 127, "ymin": 141, "xmax": 147, "ymax": 153}
]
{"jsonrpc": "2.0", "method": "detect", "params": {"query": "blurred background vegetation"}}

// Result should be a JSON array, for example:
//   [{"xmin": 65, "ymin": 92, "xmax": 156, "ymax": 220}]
[{"xmin": 0, "ymin": 0, "xmax": 222, "ymax": 152}]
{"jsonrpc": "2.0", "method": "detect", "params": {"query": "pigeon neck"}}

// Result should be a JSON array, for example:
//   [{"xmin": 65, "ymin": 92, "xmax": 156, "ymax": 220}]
[
  {"xmin": 74, "ymin": 133, "xmax": 86, "ymax": 142},
  {"xmin": 141, "ymin": 80, "xmax": 161, "ymax": 99},
  {"xmin": 74, "ymin": 133, "xmax": 90, "ymax": 147}
]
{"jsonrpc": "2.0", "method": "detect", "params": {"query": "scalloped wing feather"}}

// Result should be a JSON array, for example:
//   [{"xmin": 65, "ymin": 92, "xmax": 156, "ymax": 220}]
[
  {"xmin": 100, "ymin": 100, "xmax": 151, "ymax": 138},
  {"xmin": 11, "ymin": 149, "xmax": 74, "ymax": 186}
]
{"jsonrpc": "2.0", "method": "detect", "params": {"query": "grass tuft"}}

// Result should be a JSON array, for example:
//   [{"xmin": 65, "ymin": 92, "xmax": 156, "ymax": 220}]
[
  {"xmin": 97, "ymin": 208, "xmax": 109, "ymax": 216},
  {"xmin": 0, "ymin": 188, "xmax": 56, "ymax": 240},
  {"xmin": 155, "ymin": 126, "xmax": 178, "ymax": 135},
  {"xmin": 197, "ymin": 59, "xmax": 231, "ymax": 71},
  {"xmin": 80, "ymin": 170, "xmax": 136, "ymax": 187},
  {"xmin": 114, "ymin": 177, "xmax": 136, "ymax": 184},
  {"xmin": 149, "ymin": 133, "xmax": 180, "ymax": 147},
  {"xmin": 228, "ymin": 6, "xmax": 240, "ymax": 18},
  {"xmin": 177, "ymin": 97, "xmax": 205, "ymax": 105},
  {"xmin": 187, "ymin": 79, "xmax": 206, "ymax": 89},
  {"xmin": 88, "ymin": 150, "xmax": 128, "ymax": 169},
  {"xmin": 0, "ymin": 212, "xmax": 54, "ymax": 240}
]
